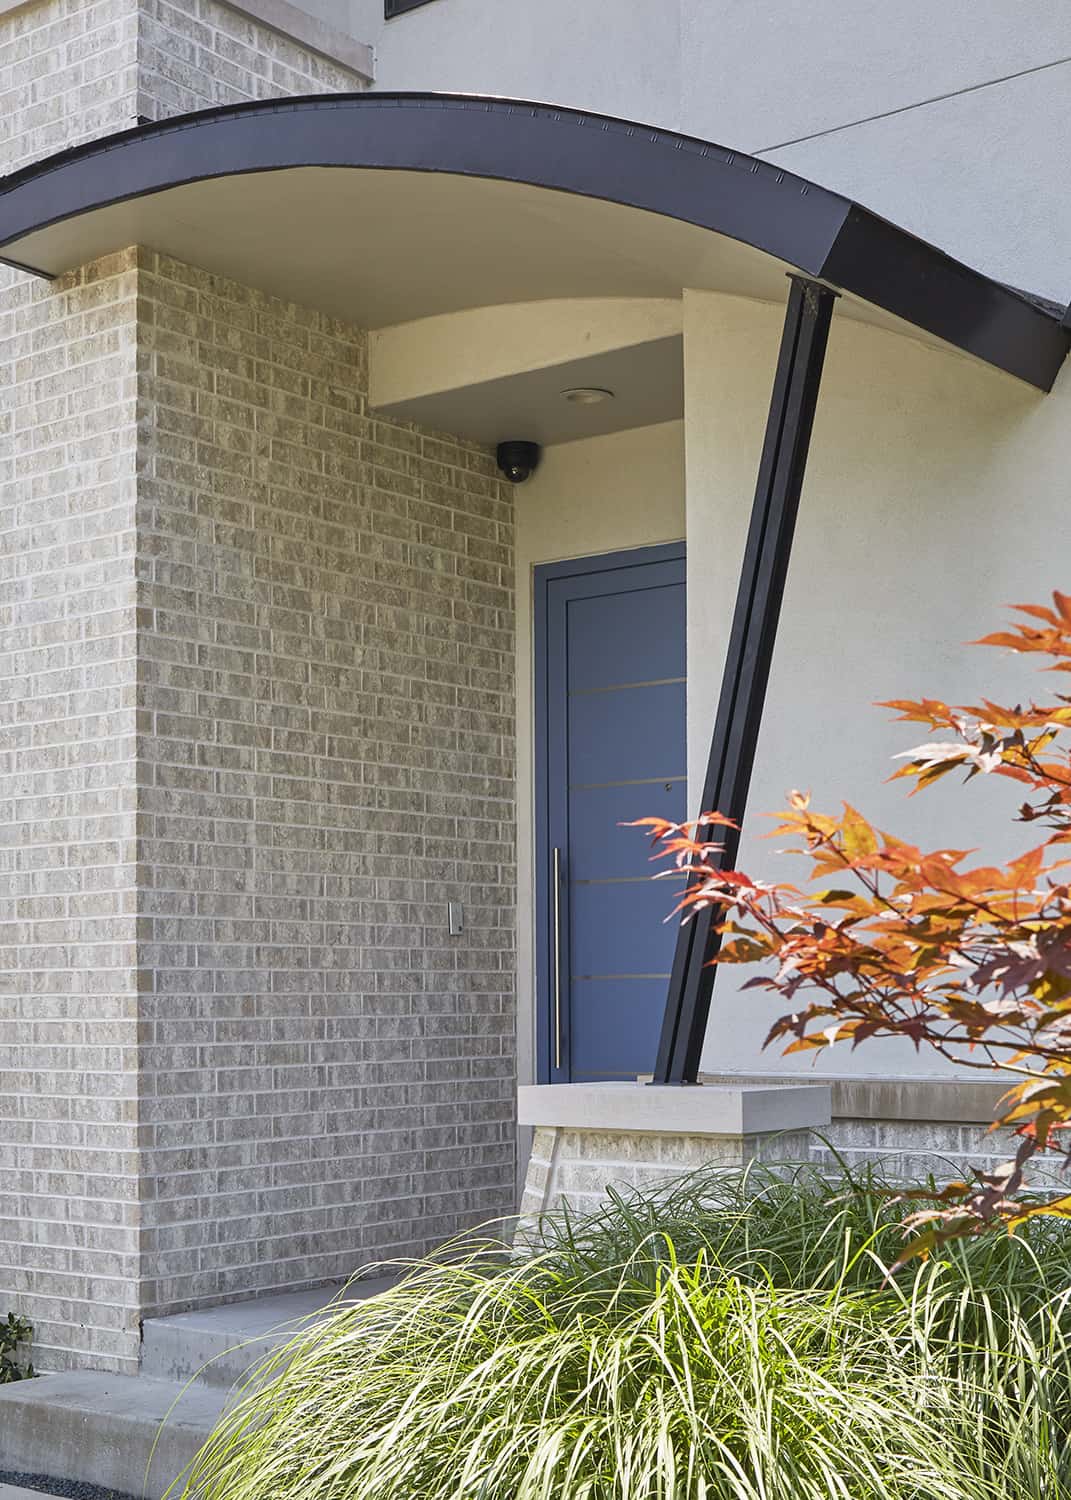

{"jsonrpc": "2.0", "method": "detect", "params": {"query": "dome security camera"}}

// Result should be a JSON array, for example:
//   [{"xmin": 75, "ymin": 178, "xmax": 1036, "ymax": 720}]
[{"xmin": 496, "ymin": 440, "xmax": 542, "ymax": 485}]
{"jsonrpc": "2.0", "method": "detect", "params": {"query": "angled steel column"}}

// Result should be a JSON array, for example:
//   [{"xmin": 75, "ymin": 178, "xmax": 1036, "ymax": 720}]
[{"xmin": 653, "ymin": 275, "xmax": 837, "ymax": 1085}]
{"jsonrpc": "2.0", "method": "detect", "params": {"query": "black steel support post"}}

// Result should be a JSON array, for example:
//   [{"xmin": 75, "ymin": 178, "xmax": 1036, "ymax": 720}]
[{"xmin": 652, "ymin": 275, "xmax": 837, "ymax": 1085}]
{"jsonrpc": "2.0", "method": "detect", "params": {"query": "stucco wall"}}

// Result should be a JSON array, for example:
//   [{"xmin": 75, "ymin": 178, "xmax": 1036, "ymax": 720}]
[
  {"xmin": 683, "ymin": 291, "xmax": 1068, "ymax": 1078},
  {"xmin": 374, "ymin": 0, "xmax": 677, "ymax": 142},
  {"xmin": 513, "ymin": 422, "xmax": 685, "ymax": 1095},
  {"xmin": 369, "ymin": 2, "xmax": 1071, "ymax": 304}
]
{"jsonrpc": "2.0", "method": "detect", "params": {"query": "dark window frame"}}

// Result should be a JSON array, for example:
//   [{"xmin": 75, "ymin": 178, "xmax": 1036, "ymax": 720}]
[{"xmin": 385, "ymin": 0, "xmax": 438, "ymax": 16}]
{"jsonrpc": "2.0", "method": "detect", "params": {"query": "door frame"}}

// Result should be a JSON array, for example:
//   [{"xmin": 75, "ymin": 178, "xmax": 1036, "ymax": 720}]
[{"xmin": 533, "ymin": 541, "xmax": 687, "ymax": 1084}]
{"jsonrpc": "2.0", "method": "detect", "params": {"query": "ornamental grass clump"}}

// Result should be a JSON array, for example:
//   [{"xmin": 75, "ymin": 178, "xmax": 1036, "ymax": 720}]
[{"xmin": 176, "ymin": 1163, "xmax": 1071, "ymax": 1500}]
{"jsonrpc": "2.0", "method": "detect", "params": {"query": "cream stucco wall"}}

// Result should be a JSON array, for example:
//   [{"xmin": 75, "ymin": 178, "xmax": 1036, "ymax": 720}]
[
  {"xmin": 513, "ymin": 422, "xmax": 685, "ymax": 1094},
  {"xmin": 684, "ymin": 290, "xmax": 1067, "ymax": 1077},
  {"xmin": 371, "ymin": 299, "xmax": 682, "ymax": 409},
  {"xmin": 365, "ymin": 1, "xmax": 1071, "ymax": 304},
  {"xmin": 511, "ymin": 296, "xmax": 1069, "ymax": 1090}
]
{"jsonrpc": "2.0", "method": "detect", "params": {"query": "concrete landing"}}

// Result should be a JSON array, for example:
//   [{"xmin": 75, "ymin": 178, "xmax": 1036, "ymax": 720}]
[
  {"xmin": 141, "ymin": 1274, "xmax": 398, "ymax": 1388},
  {"xmin": 0, "ymin": 1278, "xmax": 401, "ymax": 1499},
  {"xmin": 0, "ymin": 1372, "xmax": 227, "ymax": 1500}
]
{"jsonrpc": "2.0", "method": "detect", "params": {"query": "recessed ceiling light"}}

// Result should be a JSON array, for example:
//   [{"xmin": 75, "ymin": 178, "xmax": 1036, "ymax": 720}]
[{"xmin": 560, "ymin": 387, "xmax": 616, "ymax": 405}]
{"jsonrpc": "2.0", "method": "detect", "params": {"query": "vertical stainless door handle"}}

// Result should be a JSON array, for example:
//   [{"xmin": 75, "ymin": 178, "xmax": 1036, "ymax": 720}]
[{"xmin": 553, "ymin": 846, "xmax": 563, "ymax": 1071}]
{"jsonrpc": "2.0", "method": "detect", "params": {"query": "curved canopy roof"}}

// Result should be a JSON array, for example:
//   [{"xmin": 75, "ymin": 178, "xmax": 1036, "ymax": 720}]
[{"xmin": 0, "ymin": 92, "xmax": 1065, "ymax": 390}]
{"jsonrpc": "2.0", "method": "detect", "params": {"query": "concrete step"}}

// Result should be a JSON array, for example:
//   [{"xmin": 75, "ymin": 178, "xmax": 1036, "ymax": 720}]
[
  {"xmin": 0, "ymin": 1372, "xmax": 228, "ymax": 1500},
  {"xmin": 0, "ymin": 1487, "xmax": 67, "ymax": 1499},
  {"xmin": 0, "ymin": 1280, "xmax": 402, "ymax": 1500},
  {"xmin": 141, "ymin": 1275, "xmax": 398, "ymax": 1389}
]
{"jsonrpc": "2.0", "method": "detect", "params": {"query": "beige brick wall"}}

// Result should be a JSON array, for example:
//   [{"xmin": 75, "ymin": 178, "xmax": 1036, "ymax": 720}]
[
  {"xmin": 0, "ymin": 0, "xmax": 481, "ymax": 1373},
  {"xmin": 0, "ymin": 0, "xmax": 367, "ymax": 178},
  {"xmin": 521, "ymin": 1126, "xmax": 814, "ymax": 1223},
  {"xmin": 0, "ymin": 250, "xmax": 142, "ymax": 1372},
  {"xmin": 137, "ymin": 0, "xmax": 368, "ymax": 121},
  {"xmin": 0, "ymin": 0, "xmax": 139, "ymax": 175},
  {"xmin": 519, "ymin": 1117, "xmax": 1068, "ymax": 1238},
  {"xmin": 815, "ymin": 1118, "xmax": 1054, "ymax": 1188},
  {"xmin": 134, "ymin": 250, "xmax": 516, "ymax": 1318},
  {"xmin": 2, "ymin": 240, "xmax": 517, "ymax": 1369}
]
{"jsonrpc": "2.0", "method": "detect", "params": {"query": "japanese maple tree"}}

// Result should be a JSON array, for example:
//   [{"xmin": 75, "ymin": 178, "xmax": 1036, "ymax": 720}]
[{"xmin": 639, "ymin": 592, "xmax": 1071, "ymax": 1254}]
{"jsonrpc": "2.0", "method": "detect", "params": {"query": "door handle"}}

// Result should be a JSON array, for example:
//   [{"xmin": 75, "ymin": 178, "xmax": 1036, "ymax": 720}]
[{"xmin": 553, "ymin": 846, "xmax": 563, "ymax": 1072}]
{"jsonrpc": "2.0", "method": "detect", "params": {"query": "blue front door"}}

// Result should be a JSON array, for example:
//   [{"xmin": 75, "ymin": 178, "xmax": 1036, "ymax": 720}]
[{"xmin": 536, "ymin": 544, "xmax": 687, "ymax": 1082}]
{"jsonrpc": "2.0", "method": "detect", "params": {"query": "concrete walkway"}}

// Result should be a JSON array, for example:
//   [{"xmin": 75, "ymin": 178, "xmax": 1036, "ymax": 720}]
[
  {"xmin": 0, "ymin": 1485, "xmax": 80, "ymax": 1499},
  {"xmin": 0, "ymin": 1373, "xmax": 227, "ymax": 1500}
]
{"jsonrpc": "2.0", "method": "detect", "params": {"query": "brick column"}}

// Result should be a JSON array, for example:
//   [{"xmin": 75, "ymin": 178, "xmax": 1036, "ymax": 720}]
[
  {"xmin": 0, "ymin": 249, "xmax": 142, "ymax": 1370},
  {"xmin": 0, "ymin": 0, "xmax": 516, "ymax": 1375}
]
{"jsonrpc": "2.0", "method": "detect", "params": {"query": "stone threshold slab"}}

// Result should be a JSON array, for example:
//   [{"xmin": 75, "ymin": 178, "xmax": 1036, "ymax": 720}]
[
  {"xmin": 518, "ymin": 1081, "xmax": 832, "ymax": 1136},
  {"xmin": 689, "ymin": 1072, "xmax": 1009, "ymax": 1124}
]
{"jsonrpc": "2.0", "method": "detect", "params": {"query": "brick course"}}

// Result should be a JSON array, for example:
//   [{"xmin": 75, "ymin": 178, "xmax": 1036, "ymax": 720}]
[
  {"xmin": 0, "ymin": 0, "xmax": 139, "ymax": 175},
  {"xmin": 0, "ymin": 0, "xmax": 367, "ymax": 181},
  {"xmin": 813, "ymin": 1118, "xmax": 1050, "ymax": 1187},
  {"xmin": 519, "ymin": 1116, "xmax": 1069, "ymax": 1235}
]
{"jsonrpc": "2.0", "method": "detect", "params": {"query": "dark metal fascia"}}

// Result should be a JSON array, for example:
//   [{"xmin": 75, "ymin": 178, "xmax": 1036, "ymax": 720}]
[
  {"xmin": 0, "ymin": 95, "xmax": 849, "ymax": 282},
  {"xmin": 820, "ymin": 205, "xmax": 1070, "ymax": 393},
  {"xmin": 0, "ymin": 93, "xmax": 1064, "ymax": 389}
]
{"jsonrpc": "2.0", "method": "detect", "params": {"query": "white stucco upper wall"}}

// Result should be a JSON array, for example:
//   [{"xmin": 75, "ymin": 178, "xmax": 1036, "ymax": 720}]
[
  {"xmin": 15, "ymin": 0, "xmax": 1058, "ymax": 303},
  {"xmin": 354, "ymin": 0, "xmax": 1071, "ymax": 304},
  {"xmin": 373, "ymin": 0, "xmax": 680, "ymax": 131},
  {"xmin": 678, "ymin": 1, "xmax": 1071, "ymax": 152},
  {"xmin": 762, "ymin": 64, "xmax": 1071, "ymax": 304}
]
